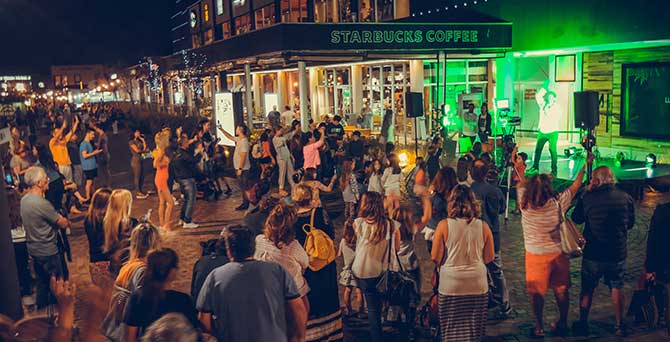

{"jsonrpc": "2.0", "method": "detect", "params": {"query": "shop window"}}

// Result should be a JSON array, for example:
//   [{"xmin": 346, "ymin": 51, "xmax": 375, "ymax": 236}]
[
  {"xmin": 468, "ymin": 61, "xmax": 488, "ymax": 82},
  {"xmin": 358, "ymin": 0, "xmax": 393, "ymax": 22},
  {"xmin": 234, "ymin": 14, "xmax": 251, "ymax": 34},
  {"xmin": 204, "ymin": 3, "xmax": 210, "ymax": 22},
  {"xmin": 62, "ymin": 75, "xmax": 69, "ymax": 86},
  {"xmin": 54, "ymin": 75, "xmax": 62, "ymax": 87},
  {"xmin": 192, "ymin": 33, "xmax": 202, "ymax": 48},
  {"xmin": 216, "ymin": 0, "xmax": 224, "ymax": 15},
  {"xmin": 74, "ymin": 74, "xmax": 81, "ymax": 83},
  {"xmin": 222, "ymin": 22, "xmax": 231, "ymax": 39},
  {"xmin": 281, "ymin": 0, "xmax": 308, "ymax": 22},
  {"xmin": 204, "ymin": 29, "xmax": 214, "ymax": 44},
  {"xmin": 255, "ymin": 4, "xmax": 276, "ymax": 29},
  {"xmin": 358, "ymin": 0, "xmax": 374, "ymax": 22},
  {"xmin": 315, "ymin": 0, "xmax": 336, "ymax": 22}
]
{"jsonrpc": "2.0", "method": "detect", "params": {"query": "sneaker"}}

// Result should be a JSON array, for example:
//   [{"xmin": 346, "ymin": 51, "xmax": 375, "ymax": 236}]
[
  {"xmin": 614, "ymin": 324, "xmax": 627, "ymax": 337},
  {"xmin": 182, "ymin": 222, "xmax": 199, "ymax": 229},
  {"xmin": 572, "ymin": 320, "xmax": 589, "ymax": 336},
  {"xmin": 136, "ymin": 193, "xmax": 149, "ymax": 199}
]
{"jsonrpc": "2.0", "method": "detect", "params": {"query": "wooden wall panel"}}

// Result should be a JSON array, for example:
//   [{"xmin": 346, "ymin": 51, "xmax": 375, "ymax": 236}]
[{"xmin": 583, "ymin": 46, "xmax": 670, "ymax": 155}]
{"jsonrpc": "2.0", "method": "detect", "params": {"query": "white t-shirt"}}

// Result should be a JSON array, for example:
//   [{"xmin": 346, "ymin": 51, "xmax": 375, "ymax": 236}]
[
  {"xmin": 233, "ymin": 137, "xmax": 251, "ymax": 170},
  {"xmin": 281, "ymin": 111, "xmax": 295, "ymax": 127},
  {"xmin": 351, "ymin": 218, "xmax": 400, "ymax": 279}
]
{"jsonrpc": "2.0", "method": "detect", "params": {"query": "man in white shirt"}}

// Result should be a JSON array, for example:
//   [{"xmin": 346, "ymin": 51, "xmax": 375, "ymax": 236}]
[
  {"xmin": 218, "ymin": 124, "xmax": 251, "ymax": 210},
  {"xmin": 461, "ymin": 103, "xmax": 478, "ymax": 143},
  {"xmin": 531, "ymin": 86, "xmax": 561, "ymax": 176},
  {"xmin": 280, "ymin": 105, "xmax": 296, "ymax": 128}
]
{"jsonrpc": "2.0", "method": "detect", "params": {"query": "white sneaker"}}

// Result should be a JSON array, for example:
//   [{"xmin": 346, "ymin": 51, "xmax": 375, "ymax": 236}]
[{"xmin": 182, "ymin": 222, "xmax": 199, "ymax": 229}]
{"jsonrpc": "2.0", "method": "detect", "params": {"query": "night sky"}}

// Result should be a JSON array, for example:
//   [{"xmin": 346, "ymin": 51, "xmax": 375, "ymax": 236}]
[{"xmin": 0, "ymin": 0, "xmax": 173, "ymax": 74}]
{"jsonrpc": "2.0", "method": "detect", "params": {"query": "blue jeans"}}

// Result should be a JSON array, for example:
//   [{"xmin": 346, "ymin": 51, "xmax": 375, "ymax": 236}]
[
  {"xmin": 487, "ymin": 251, "xmax": 511, "ymax": 312},
  {"xmin": 357, "ymin": 276, "xmax": 383, "ymax": 342},
  {"xmin": 177, "ymin": 178, "xmax": 196, "ymax": 223}
]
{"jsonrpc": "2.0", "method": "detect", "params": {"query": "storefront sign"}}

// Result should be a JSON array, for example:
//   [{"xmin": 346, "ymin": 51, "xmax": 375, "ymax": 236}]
[{"xmin": 331, "ymin": 29, "xmax": 479, "ymax": 44}]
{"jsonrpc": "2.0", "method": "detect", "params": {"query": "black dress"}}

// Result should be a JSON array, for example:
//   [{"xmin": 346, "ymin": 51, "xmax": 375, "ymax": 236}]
[
  {"xmin": 427, "ymin": 147, "xmax": 442, "ymax": 180},
  {"xmin": 294, "ymin": 208, "xmax": 343, "ymax": 341}
]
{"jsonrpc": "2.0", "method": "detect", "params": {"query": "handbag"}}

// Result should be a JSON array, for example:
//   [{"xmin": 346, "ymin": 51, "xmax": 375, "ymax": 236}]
[
  {"xmin": 375, "ymin": 220, "xmax": 418, "ymax": 306},
  {"xmin": 556, "ymin": 200, "xmax": 586, "ymax": 258}
]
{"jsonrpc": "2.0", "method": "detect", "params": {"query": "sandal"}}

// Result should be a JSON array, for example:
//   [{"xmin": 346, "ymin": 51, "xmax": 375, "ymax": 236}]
[{"xmin": 530, "ymin": 327, "xmax": 545, "ymax": 339}]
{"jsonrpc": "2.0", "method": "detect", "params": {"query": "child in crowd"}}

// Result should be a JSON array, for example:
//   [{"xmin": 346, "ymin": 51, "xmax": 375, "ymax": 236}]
[
  {"xmin": 340, "ymin": 157, "xmax": 360, "ymax": 221},
  {"xmin": 338, "ymin": 220, "xmax": 364, "ymax": 316},
  {"xmin": 382, "ymin": 153, "xmax": 402, "ymax": 214},
  {"xmin": 367, "ymin": 159, "xmax": 384, "ymax": 194},
  {"xmin": 392, "ymin": 205, "xmax": 420, "ymax": 340}
]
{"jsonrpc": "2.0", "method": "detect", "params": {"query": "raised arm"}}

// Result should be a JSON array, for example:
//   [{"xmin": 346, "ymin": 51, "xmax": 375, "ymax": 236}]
[{"xmin": 217, "ymin": 126, "xmax": 236, "ymax": 141}]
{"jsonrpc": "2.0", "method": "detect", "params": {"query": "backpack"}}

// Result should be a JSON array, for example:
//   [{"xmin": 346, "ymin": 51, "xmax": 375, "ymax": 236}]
[{"xmin": 302, "ymin": 209, "xmax": 336, "ymax": 271}]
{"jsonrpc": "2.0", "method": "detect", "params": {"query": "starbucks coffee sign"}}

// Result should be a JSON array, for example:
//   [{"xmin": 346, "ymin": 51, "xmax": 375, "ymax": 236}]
[{"xmin": 331, "ymin": 29, "xmax": 480, "ymax": 44}]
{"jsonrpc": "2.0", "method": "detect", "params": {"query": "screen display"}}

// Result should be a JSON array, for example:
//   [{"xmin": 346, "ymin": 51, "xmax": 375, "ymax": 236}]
[
  {"xmin": 621, "ymin": 62, "xmax": 670, "ymax": 140},
  {"xmin": 215, "ymin": 92, "xmax": 236, "ymax": 146}
]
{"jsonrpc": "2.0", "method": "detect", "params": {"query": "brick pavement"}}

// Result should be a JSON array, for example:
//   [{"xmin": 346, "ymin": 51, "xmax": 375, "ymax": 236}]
[{"xmin": 58, "ymin": 130, "xmax": 669, "ymax": 341}]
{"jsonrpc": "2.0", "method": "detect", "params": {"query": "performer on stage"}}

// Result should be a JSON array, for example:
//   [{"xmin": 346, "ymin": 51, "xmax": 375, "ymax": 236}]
[
  {"xmin": 531, "ymin": 84, "xmax": 560, "ymax": 176},
  {"xmin": 478, "ymin": 103, "xmax": 492, "ymax": 142},
  {"xmin": 461, "ymin": 102, "xmax": 478, "ymax": 143}
]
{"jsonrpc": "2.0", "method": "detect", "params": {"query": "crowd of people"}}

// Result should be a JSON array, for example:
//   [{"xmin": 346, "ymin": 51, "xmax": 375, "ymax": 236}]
[{"xmin": 2, "ymin": 102, "xmax": 669, "ymax": 342}]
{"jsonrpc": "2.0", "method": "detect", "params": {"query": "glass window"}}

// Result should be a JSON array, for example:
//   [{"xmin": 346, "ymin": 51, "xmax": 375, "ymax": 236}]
[
  {"xmin": 204, "ymin": 29, "xmax": 214, "ymax": 44},
  {"xmin": 222, "ymin": 22, "xmax": 231, "ymax": 39},
  {"xmin": 54, "ymin": 75, "xmax": 62, "ymax": 87},
  {"xmin": 281, "ymin": 0, "xmax": 307, "ymax": 22},
  {"xmin": 216, "ymin": 0, "xmax": 224, "ymax": 15},
  {"xmin": 62, "ymin": 75, "xmax": 68, "ymax": 86},
  {"xmin": 358, "ymin": 0, "xmax": 374, "ymax": 22},
  {"xmin": 235, "ymin": 14, "xmax": 251, "ymax": 34},
  {"xmin": 204, "ymin": 3, "xmax": 210, "ymax": 22},
  {"xmin": 468, "ymin": 61, "xmax": 488, "ymax": 82},
  {"xmin": 255, "ymin": 4, "xmax": 276, "ymax": 29},
  {"xmin": 446, "ymin": 61, "xmax": 466, "ymax": 83},
  {"xmin": 377, "ymin": 0, "xmax": 393, "ymax": 21},
  {"xmin": 74, "ymin": 74, "xmax": 81, "ymax": 83},
  {"xmin": 192, "ymin": 33, "xmax": 202, "ymax": 48},
  {"xmin": 314, "ymin": 0, "xmax": 336, "ymax": 22}
]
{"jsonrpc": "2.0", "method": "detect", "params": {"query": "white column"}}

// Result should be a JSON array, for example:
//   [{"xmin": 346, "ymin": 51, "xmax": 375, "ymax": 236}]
[
  {"xmin": 277, "ymin": 71, "xmax": 287, "ymax": 109},
  {"xmin": 298, "ymin": 61, "xmax": 309, "ymax": 132},
  {"xmin": 309, "ymin": 68, "xmax": 319, "ymax": 121},
  {"xmin": 351, "ymin": 65, "xmax": 363, "ymax": 118},
  {"xmin": 167, "ymin": 80, "xmax": 174, "ymax": 114},
  {"xmin": 244, "ymin": 64, "xmax": 253, "ymax": 128},
  {"xmin": 253, "ymin": 73, "xmax": 263, "ymax": 115},
  {"xmin": 210, "ymin": 75, "xmax": 217, "ymax": 125}
]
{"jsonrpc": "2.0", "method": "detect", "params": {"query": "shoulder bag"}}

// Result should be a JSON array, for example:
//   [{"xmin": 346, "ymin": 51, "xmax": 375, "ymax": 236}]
[
  {"xmin": 375, "ymin": 220, "xmax": 418, "ymax": 306},
  {"xmin": 556, "ymin": 200, "xmax": 586, "ymax": 258}
]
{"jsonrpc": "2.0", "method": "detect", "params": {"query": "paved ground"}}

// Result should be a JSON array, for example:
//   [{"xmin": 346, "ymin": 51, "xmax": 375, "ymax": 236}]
[{"xmin": 53, "ymin": 129, "xmax": 669, "ymax": 341}]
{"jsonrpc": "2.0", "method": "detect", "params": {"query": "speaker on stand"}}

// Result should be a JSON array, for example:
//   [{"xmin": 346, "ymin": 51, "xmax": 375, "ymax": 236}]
[
  {"xmin": 574, "ymin": 91, "xmax": 600, "ymax": 181},
  {"xmin": 405, "ymin": 92, "xmax": 424, "ymax": 158}
]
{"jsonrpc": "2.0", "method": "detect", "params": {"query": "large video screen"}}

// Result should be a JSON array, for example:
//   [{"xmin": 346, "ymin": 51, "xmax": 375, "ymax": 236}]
[{"xmin": 621, "ymin": 62, "xmax": 670, "ymax": 140}]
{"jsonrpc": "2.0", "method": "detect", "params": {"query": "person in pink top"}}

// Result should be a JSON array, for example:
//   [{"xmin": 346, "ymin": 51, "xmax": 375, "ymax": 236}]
[{"xmin": 302, "ymin": 126, "xmax": 326, "ymax": 170}]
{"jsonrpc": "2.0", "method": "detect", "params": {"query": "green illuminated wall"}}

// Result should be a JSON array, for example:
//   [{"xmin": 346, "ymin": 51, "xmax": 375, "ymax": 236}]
[{"xmin": 478, "ymin": 0, "xmax": 670, "ymax": 52}]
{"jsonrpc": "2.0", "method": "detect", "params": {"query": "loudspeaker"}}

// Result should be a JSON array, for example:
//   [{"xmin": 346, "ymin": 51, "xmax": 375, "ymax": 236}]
[
  {"xmin": 405, "ymin": 92, "xmax": 424, "ymax": 118},
  {"xmin": 574, "ymin": 91, "xmax": 600, "ymax": 129}
]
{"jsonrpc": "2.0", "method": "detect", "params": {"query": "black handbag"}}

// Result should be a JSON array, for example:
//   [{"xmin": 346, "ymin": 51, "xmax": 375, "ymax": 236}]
[{"xmin": 376, "ymin": 221, "xmax": 418, "ymax": 306}]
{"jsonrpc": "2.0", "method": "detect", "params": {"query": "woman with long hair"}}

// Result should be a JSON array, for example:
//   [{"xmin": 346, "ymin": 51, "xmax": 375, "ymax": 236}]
[
  {"xmin": 84, "ymin": 188, "xmax": 113, "ymax": 288},
  {"xmin": 291, "ymin": 185, "xmax": 343, "ymax": 342},
  {"xmin": 123, "ymin": 248, "xmax": 199, "ymax": 342},
  {"xmin": 431, "ymin": 185, "xmax": 495, "ymax": 342},
  {"xmin": 103, "ymin": 189, "xmax": 139, "ymax": 274},
  {"xmin": 351, "ymin": 191, "xmax": 399, "ymax": 342},
  {"xmin": 515, "ymin": 151, "xmax": 587, "ymax": 338},
  {"xmin": 426, "ymin": 136, "xmax": 443, "ymax": 180},
  {"xmin": 381, "ymin": 153, "xmax": 402, "ymax": 214},
  {"xmin": 420, "ymin": 166, "xmax": 458, "ymax": 252},
  {"xmin": 254, "ymin": 202, "xmax": 310, "ymax": 309},
  {"xmin": 153, "ymin": 147, "xmax": 173, "ymax": 232},
  {"xmin": 366, "ymin": 159, "xmax": 384, "ymax": 194},
  {"xmin": 392, "ymin": 205, "xmax": 421, "ymax": 340},
  {"xmin": 101, "ymin": 223, "xmax": 162, "ymax": 341}
]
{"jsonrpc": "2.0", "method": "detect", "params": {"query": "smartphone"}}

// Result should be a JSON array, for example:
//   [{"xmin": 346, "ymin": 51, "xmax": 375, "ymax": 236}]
[{"xmin": 5, "ymin": 173, "xmax": 14, "ymax": 185}]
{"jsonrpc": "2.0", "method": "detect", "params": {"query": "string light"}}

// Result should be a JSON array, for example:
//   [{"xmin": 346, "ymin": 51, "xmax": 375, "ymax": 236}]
[{"xmin": 411, "ymin": 0, "xmax": 493, "ymax": 17}]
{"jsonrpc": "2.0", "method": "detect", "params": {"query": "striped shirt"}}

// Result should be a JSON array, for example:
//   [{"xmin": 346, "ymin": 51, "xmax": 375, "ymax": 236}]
[{"xmin": 518, "ymin": 187, "xmax": 574, "ymax": 255}]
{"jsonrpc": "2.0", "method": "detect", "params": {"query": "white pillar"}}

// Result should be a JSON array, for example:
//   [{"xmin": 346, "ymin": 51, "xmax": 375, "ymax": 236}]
[
  {"xmin": 167, "ymin": 79, "xmax": 174, "ymax": 114},
  {"xmin": 351, "ymin": 65, "xmax": 363, "ymax": 118},
  {"xmin": 244, "ymin": 64, "xmax": 253, "ymax": 128},
  {"xmin": 210, "ymin": 75, "xmax": 217, "ymax": 125},
  {"xmin": 309, "ymin": 68, "xmax": 319, "ymax": 121},
  {"xmin": 298, "ymin": 61, "xmax": 309, "ymax": 132},
  {"xmin": 253, "ymin": 73, "xmax": 263, "ymax": 115},
  {"xmin": 277, "ymin": 71, "xmax": 287, "ymax": 109}
]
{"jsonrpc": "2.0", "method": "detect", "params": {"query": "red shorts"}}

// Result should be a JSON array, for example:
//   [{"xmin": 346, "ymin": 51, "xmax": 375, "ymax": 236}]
[{"xmin": 525, "ymin": 252, "xmax": 570, "ymax": 295}]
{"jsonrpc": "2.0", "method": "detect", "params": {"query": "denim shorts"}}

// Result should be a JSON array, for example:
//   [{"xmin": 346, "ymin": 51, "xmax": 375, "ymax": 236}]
[{"xmin": 581, "ymin": 258, "xmax": 625, "ymax": 291}]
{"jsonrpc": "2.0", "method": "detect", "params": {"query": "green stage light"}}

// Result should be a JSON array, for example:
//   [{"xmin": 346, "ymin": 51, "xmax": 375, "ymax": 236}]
[{"xmin": 441, "ymin": 115, "xmax": 450, "ymax": 128}]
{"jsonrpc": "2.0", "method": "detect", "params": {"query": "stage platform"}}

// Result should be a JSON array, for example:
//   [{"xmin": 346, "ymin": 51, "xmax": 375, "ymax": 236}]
[{"xmin": 516, "ymin": 142, "xmax": 670, "ymax": 199}]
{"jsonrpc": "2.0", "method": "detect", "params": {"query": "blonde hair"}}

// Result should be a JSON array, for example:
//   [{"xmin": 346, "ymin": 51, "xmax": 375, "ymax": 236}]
[
  {"xmin": 103, "ymin": 189, "xmax": 133, "ymax": 252},
  {"xmin": 129, "ymin": 223, "xmax": 161, "ymax": 261},
  {"xmin": 357, "ymin": 192, "xmax": 388, "ymax": 244},
  {"xmin": 264, "ymin": 202, "xmax": 298, "ymax": 248},
  {"xmin": 590, "ymin": 166, "xmax": 616, "ymax": 188}
]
